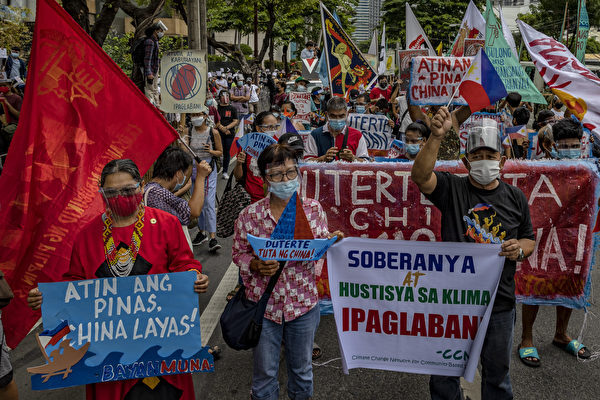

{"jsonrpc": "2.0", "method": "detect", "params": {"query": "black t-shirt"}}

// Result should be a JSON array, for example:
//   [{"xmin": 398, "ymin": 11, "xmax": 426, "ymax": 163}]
[
  {"xmin": 425, "ymin": 171, "xmax": 535, "ymax": 312},
  {"xmin": 218, "ymin": 104, "xmax": 238, "ymax": 127}
]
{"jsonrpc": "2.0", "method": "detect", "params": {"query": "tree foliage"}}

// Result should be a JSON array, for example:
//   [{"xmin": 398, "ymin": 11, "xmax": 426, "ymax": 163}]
[
  {"xmin": 0, "ymin": 6, "xmax": 32, "ymax": 51},
  {"xmin": 518, "ymin": 0, "xmax": 600, "ymax": 53},
  {"xmin": 382, "ymin": 0, "xmax": 484, "ymax": 47}
]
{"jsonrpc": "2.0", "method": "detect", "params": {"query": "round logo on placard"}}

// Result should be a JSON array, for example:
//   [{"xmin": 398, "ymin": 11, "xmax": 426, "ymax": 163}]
[{"xmin": 164, "ymin": 63, "xmax": 202, "ymax": 101}]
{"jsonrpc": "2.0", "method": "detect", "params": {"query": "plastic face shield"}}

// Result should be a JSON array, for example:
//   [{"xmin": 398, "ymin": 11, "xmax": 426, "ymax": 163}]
[{"xmin": 466, "ymin": 118, "xmax": 502, "ymax": 154}]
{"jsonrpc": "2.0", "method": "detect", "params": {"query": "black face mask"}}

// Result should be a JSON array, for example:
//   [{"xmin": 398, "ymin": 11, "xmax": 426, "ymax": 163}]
[
  {"xmin": 379, "ymin": 81, "xmax": 388, "ymax": 89},
  {"xmin": 555, "ymin": 102, "xmax": 564, "ymax": 109}
]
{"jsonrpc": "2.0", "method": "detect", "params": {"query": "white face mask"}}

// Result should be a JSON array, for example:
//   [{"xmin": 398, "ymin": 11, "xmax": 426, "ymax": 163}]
[
  {"xmin": 157, "ymin": 31, "xmax": 164, "ymax": 39},
  {"xmin": 468, "ymin": 160, "xmax": 501, "ymax": 185},
  {"xmin": 191, "ymin": 117, "xmax": 205, "ymax": 127}
]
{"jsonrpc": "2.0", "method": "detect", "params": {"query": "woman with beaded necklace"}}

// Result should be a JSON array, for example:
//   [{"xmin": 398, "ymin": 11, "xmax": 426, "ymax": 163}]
[{"xmin": 26, "ymin": 159, "xmax": 209, "ymax": 400}]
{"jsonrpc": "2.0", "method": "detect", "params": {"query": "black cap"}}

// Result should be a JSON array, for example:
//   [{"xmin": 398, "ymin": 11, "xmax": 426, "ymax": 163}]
[{"xmin": 278, "ymin": 132, "xmax": 304, "ymax": 153}]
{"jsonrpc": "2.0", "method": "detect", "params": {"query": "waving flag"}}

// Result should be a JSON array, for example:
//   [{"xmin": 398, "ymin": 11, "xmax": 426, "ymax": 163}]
[
  {"xmin": 368, "ymin": 30, "xmax": 378, "ymax": 55},
  {"xmin": 450, "ymin": 1, "xmax": 485, "ymax": 56},
  {"xmin": 406, "ymin": 3, "xmax": 435, "ymax": 56},
  {"xmin": 500, "ymin": 5, "xmax": 519, "ymax": 59},
  {"xmin": 277, "ymin": 116, "xmax": 298, "ymax": 137},
  {"xmin": 484, "ymin": 0, "xmax": 545, "ymax": 104},
  {"xmin": 518, "ymin": 19, "xmax": 600, "ymax": 134},
  {"xmin": 575, "ymin": 0, "xmax": 590, "ymax": 63},
  {"xmin": 378, "ymin": 24, "xmax": 387, "ymax": 75},
  {"xmin": 506, "ymin": 125, "xmax": 528, "ymax": 140},
  {"xmin": 0, "ymin": 0, "xmax": 177, "ymax": 347},
  {"xmin": 320, "ymin": 3, "xmax": 377, "ymax": 98},
  {"xmin": 458, "ymin": 49, "xmax": 507, "ymax": 113}
]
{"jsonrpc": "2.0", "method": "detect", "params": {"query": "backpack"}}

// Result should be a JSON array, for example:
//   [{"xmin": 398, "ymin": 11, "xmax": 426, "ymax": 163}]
[{"xmin": 131, "ymin": 37, "xmax": 147, "ymax": 66}]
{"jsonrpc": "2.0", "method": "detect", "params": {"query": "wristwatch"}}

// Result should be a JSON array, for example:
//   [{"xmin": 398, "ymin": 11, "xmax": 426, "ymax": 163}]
[{"xmin": 517, "ymin": 248, "xmax": 525, "ymax": 261}]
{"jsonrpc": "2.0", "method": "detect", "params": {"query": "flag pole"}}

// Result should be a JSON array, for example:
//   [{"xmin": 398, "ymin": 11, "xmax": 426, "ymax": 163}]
[
  {"xmin": 178, "ymin": 137, "xmax": 203, "ymax": 164},
  {"xmin": 444, "ymin": 54, "xmax": 475, "ymax": 109}
]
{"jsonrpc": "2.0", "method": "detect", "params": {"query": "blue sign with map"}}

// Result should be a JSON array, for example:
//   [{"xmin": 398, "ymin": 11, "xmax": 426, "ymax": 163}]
[{"xmin": 28, "ymin": 271, "xmax": 213, "ymax": 390}]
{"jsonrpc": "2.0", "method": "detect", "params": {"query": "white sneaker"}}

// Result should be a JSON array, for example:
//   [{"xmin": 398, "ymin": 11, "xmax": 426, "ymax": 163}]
[{"xmin": 222, "ymin": 172, "xmax": 229, "ymax": 180}]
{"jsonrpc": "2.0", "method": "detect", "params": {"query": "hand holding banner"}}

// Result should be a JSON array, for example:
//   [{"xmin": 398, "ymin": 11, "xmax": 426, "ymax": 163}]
[
  {"xmin": 28, "ymin": 272, "xmax": 213, "ymax": 390},
  {"xmin": 327, "ymin": 238, "xmax": 504, "ymax": 381}
]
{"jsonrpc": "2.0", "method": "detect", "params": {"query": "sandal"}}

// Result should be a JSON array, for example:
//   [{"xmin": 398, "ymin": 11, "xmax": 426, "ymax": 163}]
[
  {"xmin": 208, "ymin": 345, "xmax": 222, "ymax": 360},
  {"xmin": 312, "ymin": 342, "xmax": 323, "ymax": 361},
  {"xmin": 552, "ymin": 339, "xmax": 591, "ymax": 359},
  {"xmin": 518, "ymin": 345, "xmax": 541, "ymax": 368}
]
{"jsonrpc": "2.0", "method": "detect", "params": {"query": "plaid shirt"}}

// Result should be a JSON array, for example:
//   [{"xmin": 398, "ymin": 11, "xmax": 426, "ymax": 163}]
[
  {"xmin": 232, "ymin": 196, "xmax": 329, "ymax": 324},
  {"xmin": 144, "ymin": 37, "xmax": 159, "ymax": 76}
]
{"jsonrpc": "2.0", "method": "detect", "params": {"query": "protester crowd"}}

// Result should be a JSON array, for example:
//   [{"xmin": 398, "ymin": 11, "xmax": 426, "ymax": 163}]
[{"xmin": 1, "ymin": 18, "xmax": 599, "ymax": 400}]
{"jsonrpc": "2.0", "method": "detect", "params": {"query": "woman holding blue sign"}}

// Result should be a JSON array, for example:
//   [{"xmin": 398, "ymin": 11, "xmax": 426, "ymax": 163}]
[
  {"xmin": 232, "ymin": 143, "xmax": 343, "ymax": 400},
  {"xmin": 27, "ymin": 159, "xmax": 209, "ymax": 400}
]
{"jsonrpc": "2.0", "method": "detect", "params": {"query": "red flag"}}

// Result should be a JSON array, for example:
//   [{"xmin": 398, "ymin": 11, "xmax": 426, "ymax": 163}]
[{"xmin": 0, "ymin": 0, "xmax": 177, "ymax": 348}]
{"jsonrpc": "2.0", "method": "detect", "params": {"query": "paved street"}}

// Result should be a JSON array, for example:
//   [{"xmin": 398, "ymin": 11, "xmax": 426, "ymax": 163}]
[{"xmin": 9, "ymin": 176, "xmax": 600, "ymax": 399}]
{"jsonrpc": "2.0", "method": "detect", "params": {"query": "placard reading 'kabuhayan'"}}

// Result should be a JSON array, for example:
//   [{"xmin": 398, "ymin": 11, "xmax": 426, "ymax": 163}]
[
  {"xmin": 248, "ymin": 235, "xmax": 338, "ymax": 261},
  {"xmin": 348, "ymin": 113, "xmax": 393, "ymax": 150},
  {"xmin": 409, "ymin": 56, "xmax": 472, "ymax": 106},
  {"xmin": 28, "ymin": 271, "xmax": 213, "ymax": 390},
  {"xmin": 300, "ymin": 160, "xmax": 599, "ymax": 308},
  {"xmin": 237, "ymin": 132, "xmax": 277, "ymax": 158},
  {"xmin": 327, "ymin": 238, "xmax": 504, "ymax": 381}
]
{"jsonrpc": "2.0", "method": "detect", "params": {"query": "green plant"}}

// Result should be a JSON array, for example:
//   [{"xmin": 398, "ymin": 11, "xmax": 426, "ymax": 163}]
[
  {"xmin": 0, "ymin": 7, "xmax": 32, "ymax": 53},
  {"xmin": 102, "ymin": 32, "xmax": 134, "ymax": 76}
]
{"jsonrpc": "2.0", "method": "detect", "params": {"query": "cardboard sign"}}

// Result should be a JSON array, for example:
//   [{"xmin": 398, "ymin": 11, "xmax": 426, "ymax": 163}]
[
  {"xmin": 236, "ymin": 132, "xmax": 277, "ymax": 158},
  {"xmin": 248, "ymin": 235, "xmax": 337, "ymax": 261},
  {"xmin": 328, "ymin": 238, "xmax": 503, "ymax": 380},
  {"xmin": 348, "ymin": 113, "xmax": 393, "ymax": 150},
  {"xmin": 409, "ymin": 56, "xmax": 472, "ymax": 106},
  {"xmin": 300, "ymin": 161, "xmax": 599, "ymax": 308},
  {"xmin": 463, "ymin": 39, "xmax": 485, "ymax": 56},
  {"xmin": 28, "ymin": 272, "xmax": 213, "ymax": 389},
  {"xmin": 289, "ymin": 92, "xmax": 312, "ymax": 123},
  {"xmin": 398, "ymin": 50, "xmax": 428, "ymax": 94},
  {"xmin": 0, "ymin": 48, "xmax": 7, "ymax": 59},
  {"xmin": 160, "ymin": 50, "xmax": 207, "ymax": 113}
]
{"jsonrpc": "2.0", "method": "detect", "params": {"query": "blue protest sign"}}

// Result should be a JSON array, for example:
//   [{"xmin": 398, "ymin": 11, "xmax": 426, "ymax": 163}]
[
  {"xmin": 246, "ymin": 193, "xmax": 337, "ymax": 261},
  {"xmin": 389, "ymin": 139, "xmax": 408, "ymax": 159},
  {"xmin": 247, "ymin": 234, "xmax": 337, "ymax": 261},
  {"xmin": 28, "ymin": 271, "xmax": 213, "ymax": 390},
  {"xmin": 237, "ymin": 132, "xmax": 277, "ymax": 158}
]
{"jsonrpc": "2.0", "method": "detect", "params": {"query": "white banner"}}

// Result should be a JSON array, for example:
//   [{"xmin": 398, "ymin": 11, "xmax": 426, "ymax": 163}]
[
  {"xmin": 450, "ymin": 0, "xmax": 486, "ymax": 57},
  {"xmin": 409, "ymin": 56, "xmax": 472, "ymax": 106},
  {"xmin": 160, "ymin": 50, "xmax": 207, "ymax": 113},
  {"xmin": 518, "ymin": 20, "xmax": 600, "ymax": 134},
  {"xmin": 327, "ymin": 238, "xmax": 504, "ymax": 381},
  {"xmin": 406, "ymin": 3, "xmax": 435, "ymax": 56},
  {"xmin": 348, "ymin": 113, "xmax": 393, "ymax": 150},
  {"xmin": 289, "ymin": 92, "xmax": 312, "ymax": 123}
]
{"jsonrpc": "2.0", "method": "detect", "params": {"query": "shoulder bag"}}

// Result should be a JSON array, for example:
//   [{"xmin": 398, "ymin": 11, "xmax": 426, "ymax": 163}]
[
  {"xmin": 216, "ymin": 166, "xmax": 251, "ymax": 238},
  {"xmin": 220, "ymin": 261, "xmax": 285, "ymax": 350}
]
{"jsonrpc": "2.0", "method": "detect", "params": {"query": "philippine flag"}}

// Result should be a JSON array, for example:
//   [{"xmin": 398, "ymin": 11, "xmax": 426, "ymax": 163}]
[
  {"xmin": 38, "ymin": 320, "xmax": 71, "ymax": 357},
  {"xmin": 506, "ymin": 125, "xmax": 528, "ymax": 140},
  {"xmin": 458, "ymin": 49, "xmax": 507, "ymax": 113}
]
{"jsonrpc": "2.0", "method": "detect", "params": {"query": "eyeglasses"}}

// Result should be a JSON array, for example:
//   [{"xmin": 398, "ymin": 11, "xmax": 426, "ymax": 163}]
[
  {"xmin": 259, "ymin": 124, "xmax": 281, "ymax": 131},
  {"xmin": 266, "ymin": 168, "xmax": 298, "ymax": 182},
  {"xmin": 99, "ymin": 182, "xmax": 140, "ymax": 198}
]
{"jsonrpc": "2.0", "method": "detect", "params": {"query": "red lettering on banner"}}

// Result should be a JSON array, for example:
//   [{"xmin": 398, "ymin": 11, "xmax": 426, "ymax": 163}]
[{"xmin": 303, "ymin": 161, "xmax": 598, "ymax": 304}]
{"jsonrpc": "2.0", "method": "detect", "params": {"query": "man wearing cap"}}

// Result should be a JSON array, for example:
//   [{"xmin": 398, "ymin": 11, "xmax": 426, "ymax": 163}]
[
  {"xmin": 305, "ymin": 96, "xmax": 369, "ymax": 163},
  {"xmin": 215, "ymin": 71, "xmax": 228, "ymax": 91},
  {"xmin": 143, "ymin": 21, "xmax": 167, "ymax": 105},
  {"xmin": 294, "ymin": 77, "xmax": 310, "ymax": 93},
  {"xmin": 411, "ymin": 107, "xmax": 535, "ymax": 400},
  {"xmin": 5, "ymin": 46, "xmax": 26, "ymax": 83}
]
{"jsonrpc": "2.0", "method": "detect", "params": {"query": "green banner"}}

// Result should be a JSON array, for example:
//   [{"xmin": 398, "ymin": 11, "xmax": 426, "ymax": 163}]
[
  {"xmin": 484, "ymin": 0, "xmax": 546, "ymax": 104},
  {"xmin": 575, "ymin": 0, "xmax": 590, "ymax": 63}
]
